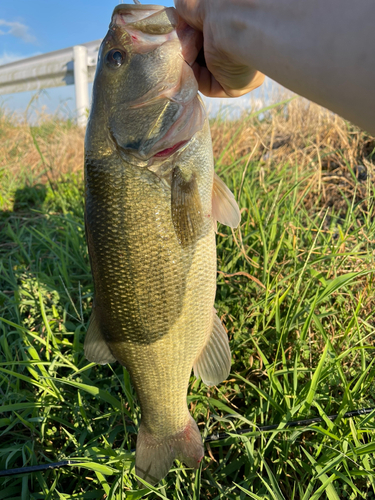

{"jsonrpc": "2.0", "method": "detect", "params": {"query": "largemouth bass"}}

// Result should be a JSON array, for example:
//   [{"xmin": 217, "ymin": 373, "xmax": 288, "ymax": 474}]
[{"xmin": 84, "ymin": 3, "xmax": 240, "ymax": 485}]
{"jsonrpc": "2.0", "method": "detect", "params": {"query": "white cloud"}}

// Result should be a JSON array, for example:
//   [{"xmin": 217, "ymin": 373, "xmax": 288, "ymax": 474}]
[
  {"xmin": 0, "ymin": 50, "xmax": 41, "ymax": 66},
  {"xmin": 0, "ymin": 19, "xmax": 36, "ymax": 44}
]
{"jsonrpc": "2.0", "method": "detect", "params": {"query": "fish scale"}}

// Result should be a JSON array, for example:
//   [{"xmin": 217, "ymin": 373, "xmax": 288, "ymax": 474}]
[{"xmin": 84, "ymin": 3, "xmax": 240, "ymax": 484}]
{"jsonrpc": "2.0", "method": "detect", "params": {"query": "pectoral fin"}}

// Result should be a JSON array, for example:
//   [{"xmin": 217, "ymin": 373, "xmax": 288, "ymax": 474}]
[
  {"xmin": 84, "ymin": 308, "xmax": 116, "ymax": 364},
  {"xmin": 212, "ymin": 173, "xmax": 241, "ymax": 228},
  {"xmin": 193, "ymin": 309, "xmax": 231, "ymax": 386},
  {"xmin": 171, "ymin": 166, "xmax": 203, "ymax": 246}
]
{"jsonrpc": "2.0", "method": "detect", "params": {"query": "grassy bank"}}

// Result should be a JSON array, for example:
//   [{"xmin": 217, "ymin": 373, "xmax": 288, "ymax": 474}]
[{"xmin": 1, "ymin": 99, "xmax": 375, "ymax": 499}]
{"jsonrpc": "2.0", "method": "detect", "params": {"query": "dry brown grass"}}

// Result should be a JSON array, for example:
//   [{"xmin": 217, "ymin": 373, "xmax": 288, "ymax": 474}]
[
  {"xmin": 0, "ymin": 110, "xmax": 85, "ymax": 183},
  {"xmin": 212, "ymin": 98, "xmax": 375, "ymax": 214},
  {"xmin": 1, "ymin": 98, "xmax": 374, "ymax": 216}
]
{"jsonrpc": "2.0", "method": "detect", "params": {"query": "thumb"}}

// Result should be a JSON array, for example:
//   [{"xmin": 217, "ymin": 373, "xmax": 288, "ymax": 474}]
[{"xmin": 174, "ymin": 0, "xmax": 205, "ymax": 31}]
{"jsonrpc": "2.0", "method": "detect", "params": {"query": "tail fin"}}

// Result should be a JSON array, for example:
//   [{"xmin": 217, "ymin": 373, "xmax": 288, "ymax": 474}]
[{"xmin": 135, "ymin": 417, "xmax": 204, "ymax": 485}]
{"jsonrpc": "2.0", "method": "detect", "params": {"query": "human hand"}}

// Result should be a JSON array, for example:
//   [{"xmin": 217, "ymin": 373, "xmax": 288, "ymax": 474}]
[{"xmin": 175, "ymin": 0, "xmax": 264, "ymax": 98}]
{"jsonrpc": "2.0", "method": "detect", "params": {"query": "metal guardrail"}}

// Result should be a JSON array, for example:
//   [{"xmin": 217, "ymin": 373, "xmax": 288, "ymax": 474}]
[{"xmin": 0, "ymin": 39, "xmax": 102, "ymax": 127}]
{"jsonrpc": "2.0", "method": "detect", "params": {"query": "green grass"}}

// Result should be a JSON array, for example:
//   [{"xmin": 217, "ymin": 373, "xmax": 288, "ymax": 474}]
[{"xmin": 1, "ymin": 109, "xmax": 375, "ymax": 499}]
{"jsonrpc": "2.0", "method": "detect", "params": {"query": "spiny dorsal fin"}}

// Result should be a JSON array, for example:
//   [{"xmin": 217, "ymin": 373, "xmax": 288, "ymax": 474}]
[
  {"xmin": 171, "ymin": 166, "xmax": 203, "ymax": 246},
  {"xmin": 84, "ymin": 308, "xmax": 117, "ymax": 364},
  {"xmin": 212, "ymin": 172, "xmax": 241, "ymax": 228},
  {"xmin": 193, "ymin": 308, "xmax": 231, "ymax": 386}
]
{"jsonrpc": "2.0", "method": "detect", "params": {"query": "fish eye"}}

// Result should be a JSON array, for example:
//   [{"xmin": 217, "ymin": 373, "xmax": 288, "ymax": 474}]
[{"xmin": 106, "ymin": 48, "xmax": 126, "ymax": 68}]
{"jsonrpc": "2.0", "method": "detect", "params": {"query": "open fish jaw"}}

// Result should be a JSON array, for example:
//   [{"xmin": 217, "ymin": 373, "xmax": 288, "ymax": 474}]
[{"xmin": 97, "ymin": 4, "xmax": 204, "ymax": 160}]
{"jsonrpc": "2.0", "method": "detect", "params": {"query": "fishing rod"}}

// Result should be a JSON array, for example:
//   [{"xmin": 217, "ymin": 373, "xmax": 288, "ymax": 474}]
[
  {"xmin": 204, "ymin": 406, "xmax": 375, "ymax": 442},
  {"xmin": 1, "ymin": 406, "xmax": 374, "ymax": 478}
]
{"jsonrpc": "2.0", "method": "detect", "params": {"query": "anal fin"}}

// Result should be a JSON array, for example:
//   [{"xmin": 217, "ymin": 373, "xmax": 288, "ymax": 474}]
[
  {"xmin": 84, "ymin": 308, "xmax": 117, "ymax": 364},
  {"xmin": 193, "ymin": 308, "xmax": 231, "ymax": 386}
]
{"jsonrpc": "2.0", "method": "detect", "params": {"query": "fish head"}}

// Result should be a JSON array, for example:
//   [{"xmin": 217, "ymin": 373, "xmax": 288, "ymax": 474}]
[{"xmin": 89, "ymin": 4, "xmax": 205, "ymax": 163}]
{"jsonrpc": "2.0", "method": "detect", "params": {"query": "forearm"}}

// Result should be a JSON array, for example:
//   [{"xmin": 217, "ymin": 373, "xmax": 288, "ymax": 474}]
[{"xmin": 187, "ymin": 0, "xmax": 375, "ymax": 133}]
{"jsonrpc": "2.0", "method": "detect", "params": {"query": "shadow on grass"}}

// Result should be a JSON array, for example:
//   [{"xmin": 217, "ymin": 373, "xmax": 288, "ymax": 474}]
[{"xmin": 12, "ymin": 184, "xmax": 47, "ymax": 212}]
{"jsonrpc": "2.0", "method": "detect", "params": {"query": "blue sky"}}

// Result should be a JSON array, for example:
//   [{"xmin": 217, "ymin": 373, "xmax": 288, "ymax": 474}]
[
  {"xmin": 0, "ymin": 0, "xmax": 280, "ymax": 120},
  {"xmin": 0, "ymin": 0, "xmax": 176, "ymax": 118},
  {"xmin": 0, "ymin": 0, "xmax": 175, "ymax": 63}
]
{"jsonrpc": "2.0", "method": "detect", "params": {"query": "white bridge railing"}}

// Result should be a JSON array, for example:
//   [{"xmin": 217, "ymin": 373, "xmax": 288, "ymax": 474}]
[{"xmin": 0, "ymin": 39, "xmax": 102, "ymax": 127}]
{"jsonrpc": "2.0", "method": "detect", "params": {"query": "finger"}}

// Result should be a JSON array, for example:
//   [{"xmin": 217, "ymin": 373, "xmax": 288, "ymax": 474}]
[
  {"xmin": 193, "ymin": 62, "xmax": 265, "ymax": 98},
  {"xmin": 219, "ymin": 69, "xmax": 265, "ymax": 98},
  {"xmin": 177, "ymin": 22, "xmax": 203, "ymax": 66},
  {"xmin": 174, "ymin": 0, "xmax": 205, "ymax": 31},
  {"xmin": 192, "ymin": 64, "xmax": 232, "ymax": 98}
]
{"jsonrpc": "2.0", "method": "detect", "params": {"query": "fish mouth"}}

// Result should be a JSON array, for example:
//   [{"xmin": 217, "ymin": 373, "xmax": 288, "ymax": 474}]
[
  {"xmin": 147, "ymin": 95, "xmax": 204, "ymax": 159},
  {"xmin": 125, "ymin": 47, "xmax": 204, "ymax": 161},
  {"xmin": 117, "ymin": 95, "xmax": 205, "ymax": 162},
  {"xmin": 111, "ymin": 4, "xmax": 166, "ymax": 25},
  {"xmin": 153, "ymin": 140, "xmax": 189, "ymax": 158}
]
